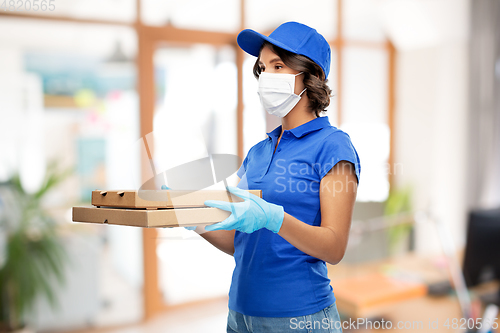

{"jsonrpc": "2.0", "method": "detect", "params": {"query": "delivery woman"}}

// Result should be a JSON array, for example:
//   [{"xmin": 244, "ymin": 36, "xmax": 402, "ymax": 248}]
[{"xmin": 196, "ymin": 21, "xmax": 361, "ymax": 333}]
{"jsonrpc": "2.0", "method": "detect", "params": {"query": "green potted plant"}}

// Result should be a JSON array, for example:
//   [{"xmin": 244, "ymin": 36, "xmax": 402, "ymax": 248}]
[
  {"xmin": 384, "ymin": 183, "xmax": 414, "ymax": 256},
  {"xmin": 0, "ymin": 161, "xmax": 72, "ymax": 332}
]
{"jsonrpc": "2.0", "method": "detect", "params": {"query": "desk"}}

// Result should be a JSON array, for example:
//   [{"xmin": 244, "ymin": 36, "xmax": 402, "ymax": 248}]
[
  {"xmin": 328, "ymin": 253, "xmax": 500, "ymax": 332},
  {"xmin": 328, "ymin": 253, "xmax": 450, "ymax": 316}
]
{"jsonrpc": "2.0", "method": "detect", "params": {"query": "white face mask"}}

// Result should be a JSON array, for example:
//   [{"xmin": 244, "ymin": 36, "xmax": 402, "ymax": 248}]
[{"xmin": 257, "ymin": 72, "xmax": 307, "ymax": 118}]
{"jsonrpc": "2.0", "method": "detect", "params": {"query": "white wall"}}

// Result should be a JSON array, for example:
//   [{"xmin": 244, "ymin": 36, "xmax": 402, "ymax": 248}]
[{"xmin": 390, "ymin": 0, "xmax": 470, "ymax": 252}]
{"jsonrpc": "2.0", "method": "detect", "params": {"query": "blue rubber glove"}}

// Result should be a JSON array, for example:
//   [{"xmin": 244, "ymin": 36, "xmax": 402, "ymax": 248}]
[
  {"xmin": 204, "ymin": 186, "xmax": 284, "ymax": 233},
  {"xmin": 161, "ymin": 185, "xmax": 197, "ymax": 231}
]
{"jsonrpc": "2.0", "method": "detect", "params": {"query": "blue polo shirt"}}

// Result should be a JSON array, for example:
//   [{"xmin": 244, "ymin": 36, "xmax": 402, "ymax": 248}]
[{"xmin": 230, "ymin": 115, "xmax": 361, "ymax": 317}]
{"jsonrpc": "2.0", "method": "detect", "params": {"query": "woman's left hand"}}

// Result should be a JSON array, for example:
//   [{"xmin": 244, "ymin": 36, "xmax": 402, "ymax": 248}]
[{"xmin": 204, "ymin": 186, "xmax": 284, "ymax": 234}]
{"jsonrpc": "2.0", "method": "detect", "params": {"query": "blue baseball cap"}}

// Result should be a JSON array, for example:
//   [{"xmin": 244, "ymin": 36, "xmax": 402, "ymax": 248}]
[{"xmin": 237, "ymin": 21, "xmax": 331, "ymax": 80}]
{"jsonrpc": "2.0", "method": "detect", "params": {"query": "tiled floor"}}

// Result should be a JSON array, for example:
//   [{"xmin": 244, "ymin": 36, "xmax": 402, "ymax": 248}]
[{"xmin": 73, "ymin": 297, "xmax": 229, "ymax": 333}]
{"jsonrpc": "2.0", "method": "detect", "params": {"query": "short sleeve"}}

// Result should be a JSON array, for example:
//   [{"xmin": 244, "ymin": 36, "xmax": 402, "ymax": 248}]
[
  {"xmin": 315, "ymin": 131, "xmax": 361, "ymax": 184},
  {"xmin": 236, "ymin": 153, "xmax": 250, "ymax": 179}
]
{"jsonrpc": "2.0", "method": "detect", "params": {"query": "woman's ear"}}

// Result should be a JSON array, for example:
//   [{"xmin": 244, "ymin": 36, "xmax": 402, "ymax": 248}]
[
  {"xmin": 306, "ymin": 72, "xmax": 321, "ymax": 82},
  {"xmin": 305, "ymin": 68, "xmax": 321, "ymax": 81}
]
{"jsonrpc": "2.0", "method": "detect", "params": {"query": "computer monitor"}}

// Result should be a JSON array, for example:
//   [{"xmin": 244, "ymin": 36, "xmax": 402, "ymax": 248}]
[{"xmin": 462, "ymin": 207, "xmax": 500, "ymax": 305}]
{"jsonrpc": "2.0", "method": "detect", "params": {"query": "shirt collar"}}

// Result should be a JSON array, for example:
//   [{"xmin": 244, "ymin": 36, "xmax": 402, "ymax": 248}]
[{"xmin": 266, "ymin": 116, "xmax": 331, "ymax": 139}]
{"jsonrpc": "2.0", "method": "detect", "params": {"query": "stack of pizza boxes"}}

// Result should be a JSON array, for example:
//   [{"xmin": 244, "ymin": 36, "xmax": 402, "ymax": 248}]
[{"xmin": 72, "ymin": 189, "xmax": 261, "ymax": 228}]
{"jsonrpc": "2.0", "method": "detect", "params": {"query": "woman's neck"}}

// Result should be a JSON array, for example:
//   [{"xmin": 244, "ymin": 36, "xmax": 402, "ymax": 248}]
[{"xmin": 281, "ymin": 97, "xmax": 317, "ymax": 131}]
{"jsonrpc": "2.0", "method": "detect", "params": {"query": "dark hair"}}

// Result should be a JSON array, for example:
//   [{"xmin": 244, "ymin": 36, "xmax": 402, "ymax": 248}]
[{"xmin": 253, "ymin": 41, "xmax": 332, "ymax": 117}]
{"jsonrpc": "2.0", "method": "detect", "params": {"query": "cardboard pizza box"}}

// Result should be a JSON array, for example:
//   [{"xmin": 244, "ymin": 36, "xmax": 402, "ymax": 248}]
[
  {"xmin": 72, "ymin": 206, "xmax": 231, "ymax": 228},
  {"xmin": 91, "ymin": 189, "xmax": 262, "ymax": 209}
]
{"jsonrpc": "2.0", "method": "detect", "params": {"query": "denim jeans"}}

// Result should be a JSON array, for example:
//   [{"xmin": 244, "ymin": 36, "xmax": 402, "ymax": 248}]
[{"xmin": 226, "ymin": 302, "xmax": 343, "ymax": 333}]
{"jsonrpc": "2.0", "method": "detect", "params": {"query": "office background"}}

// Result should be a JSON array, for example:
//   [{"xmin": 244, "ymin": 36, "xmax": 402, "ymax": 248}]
[{"xmin": 0, "ymin": 0, "xmax": 499, "ymax": 332}]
